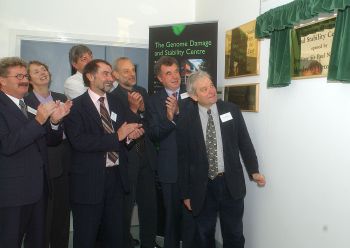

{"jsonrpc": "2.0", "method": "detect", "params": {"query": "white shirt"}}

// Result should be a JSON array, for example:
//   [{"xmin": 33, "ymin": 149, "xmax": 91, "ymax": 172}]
[
  {"xmin": 64, "ymin": 71, "xmax": 87, "ymax": 100},
  {"xmin": 198, "ymin": 103, "xmax": 225, "ymax": 173},
  {"xmin": 87, "ymin": 88, "xmax": 118, "ymax": 167}
]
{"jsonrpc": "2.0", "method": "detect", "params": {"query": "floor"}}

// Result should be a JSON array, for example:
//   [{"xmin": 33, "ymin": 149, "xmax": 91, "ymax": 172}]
[{"xmin": 67, "ymin": 226, "xmax": 165, "ymax": 248}]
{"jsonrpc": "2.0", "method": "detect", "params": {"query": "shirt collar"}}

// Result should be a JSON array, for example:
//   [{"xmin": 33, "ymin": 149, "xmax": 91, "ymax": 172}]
[
  {"xmin": 165, "ymin": 88, "xmax": 180, "ymax": 97},
  {"xmin": 88, "ymin": 88, "xmax": 107, "ymax": 104},
  {"xmin": 5, "ymin": 93, "xmax": 22, "ymax": 107},
  {"xmin": 33, "ymin": 91, "xmax": 53, "ymax": 103},
  {"xmin": 198, "ymin": 103, "xmax": 218, "ymax": 115},
  {"xmin": 76, "ymin": 71, "xmax": 83, "ymax": 79}
]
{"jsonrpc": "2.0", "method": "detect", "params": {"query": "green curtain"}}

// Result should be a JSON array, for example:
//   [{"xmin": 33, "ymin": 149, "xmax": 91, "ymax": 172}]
[
  {"xmin": 256, "ymin": 0, "xmax": 350, "ymax": 87},
  {"xmin": 256, "ymin": 0, "xmax": 350, "ymax": 38},
  {"xmin": 328, "ymin": 6, "xmax": 350, "ymax": 81},
  {"xmin": 267, "ymin": 29, "xmax": 292, "ymax": 87}
]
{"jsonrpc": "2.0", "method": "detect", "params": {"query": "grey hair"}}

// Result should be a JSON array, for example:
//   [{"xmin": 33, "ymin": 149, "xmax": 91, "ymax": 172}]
[
  {"xmin": 69, "ymin": 44, "xmax": 92, "ymax": 65},
  {"xmin": 186, "ymin": 70, "xmax": 212, "ymax": 95},
  {"xmin": 0, "ymin": 57, "xmax": 27, "ymax": 77},
  {"xmin": 113, "ymin": 57, "xmax": 132, "ymax": 71}
]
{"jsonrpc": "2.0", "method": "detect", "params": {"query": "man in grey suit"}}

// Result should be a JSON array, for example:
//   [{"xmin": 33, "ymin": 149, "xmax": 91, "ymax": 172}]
[
  {"xmin": 178, "ymin": 71, "xmax": 266, "ymax": 248},
  {"xmin": 110, "ymin": 57, "xmax": 158, "ymax": 248}
]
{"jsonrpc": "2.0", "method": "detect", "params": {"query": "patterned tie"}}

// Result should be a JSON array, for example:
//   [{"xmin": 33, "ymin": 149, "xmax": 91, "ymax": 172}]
[
  {"xmin": 172, "ymin": 92, "xmax": 178, "ymax": 100},
  {"xmin": 135, "ymin": 136, "xmax": 145, "ymax": 155},
  {"xmin": 99, "ymin": 97, "xmax": 118, "ymax": 164},
  {"xmin": 206, "ymin": 109, "xmax": 218, "ymax": 179},
  {"xmin": 19, "ymin": 99, "xmax": 28, "ymax": 118}
]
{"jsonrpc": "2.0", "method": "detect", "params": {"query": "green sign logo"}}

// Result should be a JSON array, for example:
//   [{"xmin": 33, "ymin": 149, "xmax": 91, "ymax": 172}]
[{"xmin": 172, "ymin": 24, "xmax": 186, "ymax": 36}]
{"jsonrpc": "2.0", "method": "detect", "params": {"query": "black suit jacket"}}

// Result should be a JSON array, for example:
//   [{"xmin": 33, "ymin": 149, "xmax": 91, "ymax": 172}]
[
  {"xmin": 25, "ymin": 91, "xmax": 69, "ymax": 179},
  {"xmin": 64, "ymin": 91, "xmax": 130, "ymax": 204},
  {"xmin": 178, "ymin": 100, "xmax": 259, "ymax": 216},
  {"xmin": 0, "ymin": 91, "xmax": 62, "ymax": 207},
  {"xmin": 110, "ymin": 85, "xmax": 157, "ymax": 170},
  {"xmin": 146, "ymin": 88, "xmax": 194, "ymax": 183}
]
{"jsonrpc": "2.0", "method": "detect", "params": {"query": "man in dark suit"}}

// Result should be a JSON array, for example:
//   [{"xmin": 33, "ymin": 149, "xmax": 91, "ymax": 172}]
[
  {"xmin": 147, "ymin": 56, "xmax": 195, "ymax": 248},
  {"xmin": 25, "ymin": 60, "xmax": 71, "ymax": 248},
  {"xmin": 178, "ymin": 71, "xmax": 266, "ymax": 248},
  {"xmin": 111, "ymin": 57, "xmax": 158, "ymax": 248},
  {"xmin": 0, "ymin": 57, "xmax": 71, "ymax": 248},
  {"xmin": 64, "ymin": 59, "xmax": 144, "ymax": 248}
]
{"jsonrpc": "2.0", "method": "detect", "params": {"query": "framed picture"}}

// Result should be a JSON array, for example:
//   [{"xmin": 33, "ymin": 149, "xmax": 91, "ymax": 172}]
[
  {"xmin": 291, "ymin": 17, "xmax": 336, "ymax": 79},
  {"xmin": 225, "ymin": 20, "xmax": 260, "ymax": 78},
  {"xmin": 223, "ymin": 83, "xmax": 259, "ymax": 112}
]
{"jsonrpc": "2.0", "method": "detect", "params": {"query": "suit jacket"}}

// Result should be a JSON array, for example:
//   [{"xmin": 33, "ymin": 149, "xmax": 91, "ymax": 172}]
[
  {"xmin": 110, "ymin": 85, "xmax": 157, "ymax": 170},
  {"xmin": 64, "ymin": 91, "xmax": 130, "ymax": 204},
  {"xmin": 25, "ymin": 91, "xmax": 69, "ymax": 179},
  {"xmin": 0, "ymin": 91, "xmax": 62, "ymax": 207},
  {"xmin": 146, "ymin": 87, "xmax": 194, "ymax": 183},
  {"xmin": 178, "ymin": 100, "xmax": 259, "ymax": 216}
]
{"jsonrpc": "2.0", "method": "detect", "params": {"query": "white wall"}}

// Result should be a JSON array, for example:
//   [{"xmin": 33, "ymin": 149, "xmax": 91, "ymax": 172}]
[
  {"xmin": 0, "ymin": 0, "xmax": 195, "ymax": 56},
  {"xmin": 196, "ymin": 0, "xmax": 350, "ymax": 248}
]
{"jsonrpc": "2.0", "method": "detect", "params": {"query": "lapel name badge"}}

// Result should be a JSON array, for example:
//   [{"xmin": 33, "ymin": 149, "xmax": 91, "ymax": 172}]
[
  {"xmin": 27, "ymin": 106, "xmax": 37, "ymax": 115},
  {"xmin": 220, "ymin": 112, "xmax": 233, "ymax": 122},
  {"xmin": 110, "ymin": 112, "xmax": 117, "ymax": 122},
  {"xmin": 180, "ymin": 92, "xmax": 189, "ymax": 100}
]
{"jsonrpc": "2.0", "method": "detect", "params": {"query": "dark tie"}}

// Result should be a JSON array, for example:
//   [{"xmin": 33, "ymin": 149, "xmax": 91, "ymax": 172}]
[
  {"xmin": 172, "ymin": 92, "xmax": 178, "ymax": 100},
  {"xmin": 135, "ymin": 136, "xmax": 145, "ymax": 155},
  {"xmin": 19, "ymin": 99, "xmax": 28, "ymax": 118},
  {"xmin": 206, "ymin": 109, "xmax": 218, "ymax": 179},
  {"xmin": 99, "ymin": 97, "xmax": 118, "ymax": 164}
]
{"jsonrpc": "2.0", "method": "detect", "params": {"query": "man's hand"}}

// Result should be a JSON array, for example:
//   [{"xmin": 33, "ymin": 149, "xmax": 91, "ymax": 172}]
[
  {"xmin": 50, "ymin": 100, "xmax": 73, "ymax": 124},
  {"xmin": 128, "ymin": 92, "xmax": 143, "ymax": 113},
  {"xmin": 128, "ymin": 127, "xmax": 145, "ymax": 140},
  {"xmin": 117, "ymin": 122, "xmax": 143, "ymax": 141},
  {"xmin": 166, "ymin": 95, "xmax": 179, "ymax": 121},
  {"xmin": 183, "ymin": 199, "xmax": 192, "ymax": 211},
  {"xmin": 35, "ymin": 102, "xmax": 57, "ymax": 125},
  {"xmin": 252, "ymin": 173, "xmax": 266, "ymax": 187}
]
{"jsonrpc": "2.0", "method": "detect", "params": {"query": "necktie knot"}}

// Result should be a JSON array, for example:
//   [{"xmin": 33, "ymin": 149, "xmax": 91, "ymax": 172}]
[
  {"xmin": 207, "ymin": 109, "xmax": 211, "ymax": 115},
  {"xmin": 19, "ymin": 99, "xmax": 28, "ymax": 118},
  {"xmin": 99, "ymin": 97, "xmax": 105, "ymax": 104},
  {"xmin": 172, "ymin": 92, "xmax": 178, "ymax": 99}
]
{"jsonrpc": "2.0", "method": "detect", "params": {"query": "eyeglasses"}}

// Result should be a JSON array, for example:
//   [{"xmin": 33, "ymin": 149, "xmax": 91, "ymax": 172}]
[{"xmin": 6, "ymin": 74, "xmax": 30, "ymax": 80}]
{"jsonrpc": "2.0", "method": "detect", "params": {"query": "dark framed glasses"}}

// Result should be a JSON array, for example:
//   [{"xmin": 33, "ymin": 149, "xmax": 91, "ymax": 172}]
[{"xmin": 6, "ymin": 74, "xmax": 30, "ymax": 80}]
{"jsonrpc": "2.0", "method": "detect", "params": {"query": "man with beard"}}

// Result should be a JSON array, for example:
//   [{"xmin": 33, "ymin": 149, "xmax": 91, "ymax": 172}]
[
  {"xmin": 111, "ymin": 57, "xmax": 158, "ymax": 248},
  {"xmin": 64, "ymin": 59, "xmax": 144, "ymax": 248}
]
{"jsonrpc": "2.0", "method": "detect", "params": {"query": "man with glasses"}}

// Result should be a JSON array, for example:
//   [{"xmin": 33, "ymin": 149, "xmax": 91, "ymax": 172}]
[
  {"xmin": 64, "ymin": 44, "xmax": 93, "ymax": 100},
  {"xmin": 0, "ymin": 57, "xmax": 72, "ymax": 247}
]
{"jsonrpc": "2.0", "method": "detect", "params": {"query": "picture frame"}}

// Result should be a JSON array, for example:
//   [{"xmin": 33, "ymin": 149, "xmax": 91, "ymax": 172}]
[
  {"xmin": 225, "ymin": 20, "xmax": 260, "ymax": 78},
  {"xmin": 291, "ymin": 17, "xmax": 336, "ymax": 79},
  {"xmin": 223, "ymin": 83, "xmax": 259, "ymax": 112}
]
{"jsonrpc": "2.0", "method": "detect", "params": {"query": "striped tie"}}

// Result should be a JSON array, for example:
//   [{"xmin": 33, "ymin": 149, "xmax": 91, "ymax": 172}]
[
  {"xmin": 19, "ymin": 99, "xmax": 28, "ymax": 118},
  {"xmin": 99, "ymin": 97, "xmax": 118, "ymax": 164}
]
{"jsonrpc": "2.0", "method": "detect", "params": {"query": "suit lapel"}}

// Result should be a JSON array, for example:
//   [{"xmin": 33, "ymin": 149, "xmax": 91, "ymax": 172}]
[
  {"xmin": 216, "ymin": 100, "xmax": 231, "ymax": 153},
  {"xmin": 25, "ymin": 92, "xmax": 40, "ymax": 109},
  {"xmin": 106, "ymin": 93, "xmax": 121, "ymax": 131},
  {"xmin": 0, "ymin": 91, "xmax": 29, "ymax": 123},
  {"xmin": 192, "ymin": 104, "xmax": 207, "ymax": 159},
  {"xmin": 81, "ymin": 92, "xmax": 104, "ymax": 129}
]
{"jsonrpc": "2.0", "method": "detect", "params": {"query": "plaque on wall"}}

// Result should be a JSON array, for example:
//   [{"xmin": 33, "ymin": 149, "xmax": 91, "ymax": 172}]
[
  {"xmin": 291, "ymin": 17, "xmax": 336, "ymax": 79},
  {"xmin": 224, "ymin": 83, "xmax": 259, "ymax": 112},
  {"xmin": 225, "ymin": 20, "xmax": 260, "ymax": 78}
]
